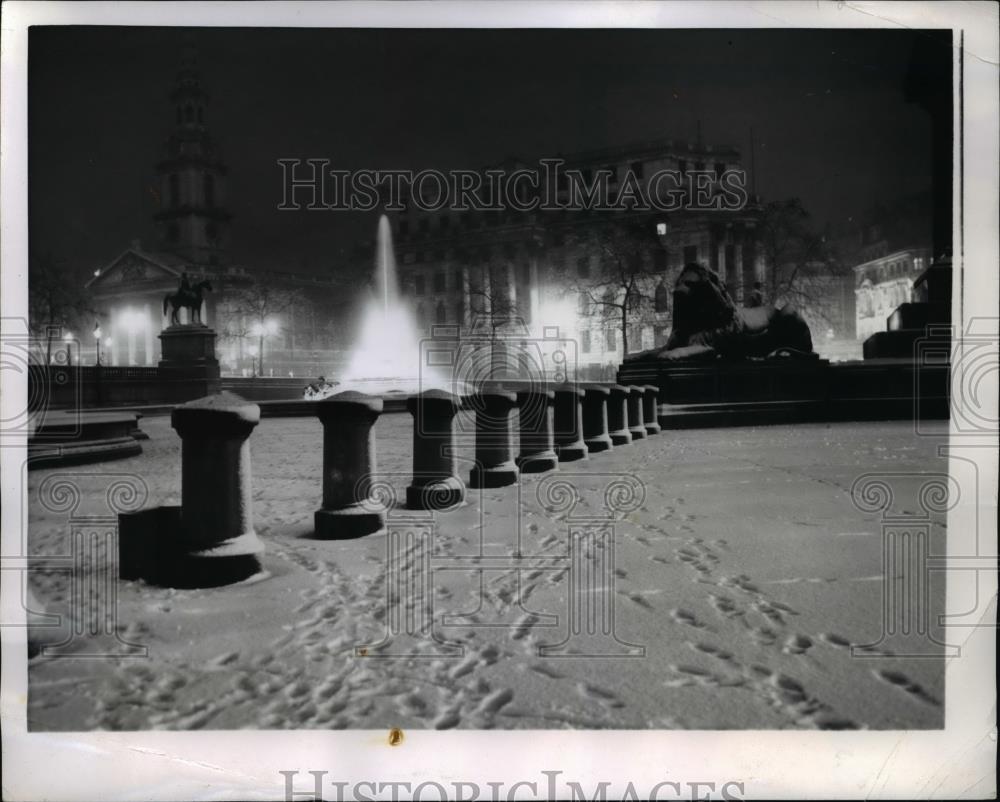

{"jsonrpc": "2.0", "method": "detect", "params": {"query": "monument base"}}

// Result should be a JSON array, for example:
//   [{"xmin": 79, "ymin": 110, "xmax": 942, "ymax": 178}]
[{"xmin": 156, "ymin": 325, "xmax": 222, "ymax": 403}]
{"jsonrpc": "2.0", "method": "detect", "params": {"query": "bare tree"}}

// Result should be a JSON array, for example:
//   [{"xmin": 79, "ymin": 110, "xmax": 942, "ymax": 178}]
[
  {"xmin": 759, "ymin": 199, "xmax": 839, "ymax": 303},
  {"xmin": 224, "ymin": 275, "xmax": 305, "ymax": 376},
  {"xmin": 466, "ymin": 255, "xmax": 520, "ymax": 341},
  {"xmin": 29, "ymin": 251, "xmax": 93, "ymax": 364},
  {"xmin": 560, "ymin": 217, "xmax": 664, "ymax": 357}
]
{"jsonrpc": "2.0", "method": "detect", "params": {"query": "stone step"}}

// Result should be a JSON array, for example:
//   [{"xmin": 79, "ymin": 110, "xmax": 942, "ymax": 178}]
[
  {"xmin": 887, "ymin": 302, "xmax": 951, "ymax": 331},
  {"xmin": 862, "ymin": 328, "xmax": 949, "ymax": 360}
]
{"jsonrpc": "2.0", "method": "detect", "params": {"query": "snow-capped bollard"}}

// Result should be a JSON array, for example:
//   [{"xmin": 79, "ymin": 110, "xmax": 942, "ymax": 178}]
[
  {"xmin": 468, "ymin": 389, "xmax": 519, "ymax": 488},
  {"xmin": 170, "ymin": 391, "xmax": 265, "ymax": 583},
  {"xmin": 607, "ymin": 384, "xmax": 632, "ymax": 446},
  {"xmin": 515, "ymin": 387, "xmax": 558, "ymax": 473},
  {"xmin": 314, "ymin": 391, "xmax": 386, "ymax": 539},
  {"xmin": 627, "ymin": 385, "xmax": 647, "ymax": 440},
  {"xmin": 642, "ymin": 384, "xmax": 662, "ymax": 435},
  {"xmin": 406, "ymin": 389, "xmax": 465, "ymax": 510},
  {"xmin": 582, "ymin": 383, "xmax": 613, "ymax": 454},
  {"xmin": 553, "ymin": 385, "xmax": 588, "ymax": 462}
]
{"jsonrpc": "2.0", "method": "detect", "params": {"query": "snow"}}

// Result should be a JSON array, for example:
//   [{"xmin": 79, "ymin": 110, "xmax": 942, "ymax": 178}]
[{"xmin": 27, "ymin": 415, "xmax": 947, "ymax": 730}]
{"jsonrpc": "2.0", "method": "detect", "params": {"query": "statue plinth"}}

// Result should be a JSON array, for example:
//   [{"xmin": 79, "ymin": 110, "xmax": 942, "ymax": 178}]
[
  {"xmin": 159, "ymin": 324, "xmax": 220, "ymax": 368},
  {"xmin": 156, "ymin": 324, "xmax": 221, "ymax": 402}
]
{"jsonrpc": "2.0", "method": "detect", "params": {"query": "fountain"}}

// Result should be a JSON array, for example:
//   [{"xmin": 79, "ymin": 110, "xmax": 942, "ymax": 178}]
[{"xmin": 331, "ymin": 214, "xmax": 450, "ymax": 396}]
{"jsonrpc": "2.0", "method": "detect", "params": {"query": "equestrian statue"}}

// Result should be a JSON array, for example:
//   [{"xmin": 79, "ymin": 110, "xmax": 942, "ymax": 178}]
[
  {"xmin": 163, "ymin": 272, "xmax": 213, "ymax": 327},
  {"xmin": 626, "ymin": 263, "xmax": 815, "ymax": 363}
]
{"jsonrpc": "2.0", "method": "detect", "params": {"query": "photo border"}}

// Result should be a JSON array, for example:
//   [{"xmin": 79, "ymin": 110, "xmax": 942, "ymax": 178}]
[{"xmin": 2, "ymin": 2, "xmax": 996, "ymax": 799}]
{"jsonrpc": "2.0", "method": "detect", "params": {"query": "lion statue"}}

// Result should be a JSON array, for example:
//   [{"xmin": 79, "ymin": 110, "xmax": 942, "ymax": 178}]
[{"xmin": 626, "ymin": 263, "xmax": 815, "ymax": 363}]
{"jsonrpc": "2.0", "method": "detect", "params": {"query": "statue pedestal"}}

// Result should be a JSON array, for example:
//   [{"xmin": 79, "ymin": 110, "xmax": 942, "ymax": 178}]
[
  {"xmin": 156, "ymin": 325, "xmax": 221, "ymax": 403},
  {"xmin": 159, "ymin": 325, "xmax": 220, "ymax": 368}
]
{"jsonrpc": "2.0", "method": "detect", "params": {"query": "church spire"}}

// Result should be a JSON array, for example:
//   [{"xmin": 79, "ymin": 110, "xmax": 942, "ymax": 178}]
[{"xmin": 154, "ymin": 35, "xmax": 231, "ymax": 267}]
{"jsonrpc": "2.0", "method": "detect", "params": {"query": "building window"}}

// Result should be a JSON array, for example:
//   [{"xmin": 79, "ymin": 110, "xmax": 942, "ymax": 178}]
[
  {"xmin": 433, "ymin": 272, "xmax": 446, "ymax": 292},
  {"xmin": 399, "ymin": 220, "xmax": 409, "ymax": 236},
  {"xmin": 581, "ymin": 329, "xmax": 592, "ymax": 354},
  {"xmin": 694, "ymin": 161, "xmax": 705, "ymax": 172},
  {"xmin": 169, "ymin": 174, "xmax": 180, "ymax": 206},
  {"xmin": 418, "ymin": 218, "xmax": 429, "ymax": 233},
  {"xmin": 576, "ymin": 256, "xmax": 590, "ymax": 278},
  {"xmin": 415, "ymin": 303, "xmax": 426, "ymax": 329},
  {"xmin": 677, "ymin": 159, "xmax": 688, "ymax": 175},
  {"xmin": 714, "ymin": 162, "xmax": 726, "ymax": 179},
  {"xmin": 454, "ymin": 269, "xmax": 463, "ymax": 290},
  {"xmin": 683, "ymin": 245, "xmax": 698, "ymax": 265},
  {"xmin": 605, "ymin": 327, "xmax": 616, "ymax": 352},
  {"xmin": 185, "ymin": 105, "xmax": 194, "ymax": 123},
  {"xmin": 628, "ymin": 324, "xmax": 642, "ymax": 353},
  {"xmin": 654, "ymin": 282, "xmax": 669, "ymax": 313},
  {"xmin": 578, "ymin": 292, "xmax": 591, "ymax": 316},
  {"xmin": 630, "ymin": 161, "xmax": 644, "ymax": 179},
  {"xmin": 167, "ymin": 223, "xmax": 179, "ymax": 242},
  {"xmin": 436, "ymin": 301, "xmax": 447, "ymax": 324},
  {"xmin": 455, "ymin": 298, "xmax": 464, "ymax": 325},
  {"xmin": 414, "ymin": 274, "xmax": 425, "ymax": 295},
  {"xmin": 440, "ymin": 215, "xmax": 450, "ymax": 231}
]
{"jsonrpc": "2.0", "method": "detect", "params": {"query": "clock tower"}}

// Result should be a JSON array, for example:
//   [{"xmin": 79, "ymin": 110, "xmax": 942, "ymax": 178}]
[{"xmin": 154, "ymin": 41, "xmax": 231, "ymax": 266}]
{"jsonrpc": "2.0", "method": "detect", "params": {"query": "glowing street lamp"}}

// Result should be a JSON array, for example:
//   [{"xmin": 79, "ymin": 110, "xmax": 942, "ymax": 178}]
[
  {"xmin": 93, "ymin": 323, "xmax": 103, "ymax": 366},
  {"xmin": 251, "ymin": 318, "xmax": 280, "ymax": 377}
]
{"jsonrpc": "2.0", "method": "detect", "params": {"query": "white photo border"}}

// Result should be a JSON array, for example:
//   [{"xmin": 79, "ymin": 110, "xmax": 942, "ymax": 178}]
[{"xmin": 2, "ymin": 2, "xmax": 996, "ymax": 800}]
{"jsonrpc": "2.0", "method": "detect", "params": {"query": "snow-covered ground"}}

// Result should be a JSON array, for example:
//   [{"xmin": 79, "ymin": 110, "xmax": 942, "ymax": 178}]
[{"xmin": 26, "ymin": 415, "xmax": 947, "ymax": 730}]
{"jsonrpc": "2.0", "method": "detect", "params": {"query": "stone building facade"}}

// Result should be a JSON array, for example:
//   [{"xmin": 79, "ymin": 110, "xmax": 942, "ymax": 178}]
[
  {"xmin": 391, "ymin": 140, "xmax": 765, "ymax": 378},
  {"xmin": 854, "ymin": 247, "xmax": 932, "ymax": 341}
]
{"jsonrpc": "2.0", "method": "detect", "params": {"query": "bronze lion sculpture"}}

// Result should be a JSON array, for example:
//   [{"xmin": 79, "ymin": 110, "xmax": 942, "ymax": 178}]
[{"xmin": 627, "ymin": 263, "xmax": 815, "ymax": 363}]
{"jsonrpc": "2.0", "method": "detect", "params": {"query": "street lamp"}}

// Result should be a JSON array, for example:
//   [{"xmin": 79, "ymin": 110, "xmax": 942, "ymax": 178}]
[
  {"xmin": 93, "ymin": 323, "xmax": 102, "ymax": 366},
  {"xmin": 63, "ymin": 331, "xmax": 74, "ymax": 366}
]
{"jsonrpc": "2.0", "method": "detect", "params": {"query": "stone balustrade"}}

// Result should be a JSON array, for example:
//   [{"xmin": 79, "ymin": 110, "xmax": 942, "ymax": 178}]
[{"xmin": 626, "ymin": 385, "xmax": 647, "ymax": 440}]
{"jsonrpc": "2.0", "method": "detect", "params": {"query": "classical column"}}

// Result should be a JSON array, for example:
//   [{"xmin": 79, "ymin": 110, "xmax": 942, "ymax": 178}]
[
  {"xmin": 582, "ymin": 383, "xmax": 612, "ymax": 453},
  {"xmin": 553, "ymin": 385, "xmax": 587, "ymax": 462},
  {"xmin": 314, "ymin": 391, "xmax": 386, "ymax": 538},
  {"xmin": 406, "ymin": 389, "xmax": 465, "ymax": 510},
  {"xmin": 468, "ymin": 389, "xmax": 519, "ymax": 488},
  {"xmin": 515, "ymin": 387, "xmax": 558, "ymax": 473},
  {"xmin": 627, "ymin": 386, "xmax": 646, "ymax": 440},
  {"xmin": 170, "ymin": 392, "xmax": 265, "ymax": 583},
  {"xmin": 607, "ymin": 384, "xmax": 632, "ymax": 446},
  {"xmin": 143, "ymin": 302, "xmax": 154, "ymax": 365}
]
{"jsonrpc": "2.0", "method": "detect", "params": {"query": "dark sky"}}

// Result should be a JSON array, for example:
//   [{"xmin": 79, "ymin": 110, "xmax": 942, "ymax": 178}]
[{"xmin": 29, "ymin": 26, "xmax": 950, "ymax": 278}]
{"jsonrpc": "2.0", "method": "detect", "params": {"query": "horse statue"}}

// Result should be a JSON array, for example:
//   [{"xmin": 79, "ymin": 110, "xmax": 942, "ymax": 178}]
[
  {"xmin": 626, "ymin": 263, "xmax": 815, "ymax": 363},
  {"xmin": 163, "ymin": 279, "xmax": 213, "ymax": 326}
]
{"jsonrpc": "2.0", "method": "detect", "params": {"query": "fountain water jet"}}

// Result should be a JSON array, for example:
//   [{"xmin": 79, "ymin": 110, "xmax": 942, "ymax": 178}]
[{"xmin": 338, "ymin": 215, "xmax": 450, "ymax": 395}]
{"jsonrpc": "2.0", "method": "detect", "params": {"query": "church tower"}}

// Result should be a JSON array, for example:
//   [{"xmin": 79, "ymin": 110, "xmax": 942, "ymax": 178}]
[{"xmin": 154, "ymin": 40, "xmax": 231, "ymax": 266}]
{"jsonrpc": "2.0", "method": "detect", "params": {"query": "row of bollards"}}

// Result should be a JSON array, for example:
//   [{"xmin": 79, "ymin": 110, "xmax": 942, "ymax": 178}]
[
  {"xmin": 120, "ymin": 383, "xmax": 660, "ymax": 584},
  {"xmin": 314, "ymin": 382, "xmax": 661, "ymax": 537}
]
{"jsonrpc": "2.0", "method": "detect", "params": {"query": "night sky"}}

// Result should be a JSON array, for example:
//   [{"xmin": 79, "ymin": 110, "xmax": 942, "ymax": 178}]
[{"xmin": 29, "ymin": 27, "xmax": 950, "ymax": 279}]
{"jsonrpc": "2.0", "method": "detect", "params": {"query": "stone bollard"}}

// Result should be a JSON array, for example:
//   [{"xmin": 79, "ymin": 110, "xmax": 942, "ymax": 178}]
[
  {"xmin": 314, "ymin": 391, "xmax": 386, "ymax": 539},
  {"xmin": 406, "ymin": 389, "xmax": 465, "ymax": 510},
  {"xmin": 170, "ymin": 391, "xmax": 265, "ymax": 584},
  {"xmin": 642, "ymin": 384, "xmax": 662, "ymax": 435},
  {"xmin": 515, "ymin": 387, "xmax": 558, "ymax": 473},
  {"xmin": 468, "ymin": 389, "xmax": 519, "ymax": 488},
  {"xmin": 627, "ymin": 386, "xmax": 647, "ymax": 440},
  {"xmin": 582, "ymin": 383, "xmax": 613, "ymax": 454},
  {"xmin": 553, "ymin": 385, "xmax": 588, "ymax": 462},
  {"xmin": 607, "ymin": 384, "xmax": 632, "ymax": 446}
]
